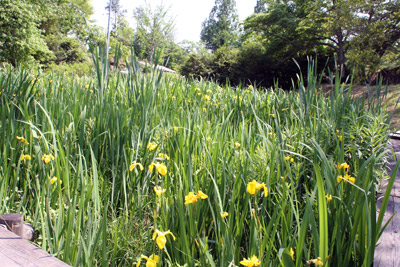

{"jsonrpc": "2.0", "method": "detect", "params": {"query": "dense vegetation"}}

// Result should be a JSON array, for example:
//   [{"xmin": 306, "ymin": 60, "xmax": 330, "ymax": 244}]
[{"xmin": 0, "ymin": 51, "xmax": 396, "ymax": 265}]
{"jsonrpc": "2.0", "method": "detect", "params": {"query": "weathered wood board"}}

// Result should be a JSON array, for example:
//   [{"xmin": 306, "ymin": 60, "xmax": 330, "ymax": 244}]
[
  {"xmin": 374, "ymin": 138, "xmax": 400, "ymax": 267},
  {"xmin": 0, "ymin": 227, "xmax": 70, "ymax": 267}
]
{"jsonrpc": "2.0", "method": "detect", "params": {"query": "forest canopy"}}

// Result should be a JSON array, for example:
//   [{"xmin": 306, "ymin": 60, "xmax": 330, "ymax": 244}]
[{"xmin": 0, "ymin": 0, "xmax": 399, "ymax": 86}]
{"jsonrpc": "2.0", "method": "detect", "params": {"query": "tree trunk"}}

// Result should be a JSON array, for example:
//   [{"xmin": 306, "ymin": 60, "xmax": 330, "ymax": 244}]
[
  {"xmin": 149, "ymin": 40, "xmax": 155, "ymax": 64},
  {"xmin": 335, "ymin": 29, "xmax": 346, "ymax": 77}
]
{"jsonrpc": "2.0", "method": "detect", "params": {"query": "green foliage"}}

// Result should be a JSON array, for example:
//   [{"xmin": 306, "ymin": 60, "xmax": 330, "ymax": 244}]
[
  {"xmin": 180, "ymin": 53, "xmax": 212, "ymax": 80},
  {"xmin": 244, "ymin": 0, "xmax": 400, "ymax": 82},
  {"xmin": 133, "ymin": 2, "xmax": 175, "ymax": 64},
  {"xmin": 29, "ymin": 0, "xmax": 93, "ymax": 39},
  {"xmin": 345, "ymin": 0, "xmax": 400, "ymax": 81},
  {"xmin": 254, "ymin": 0, "xmax": 267, "ymax": 13},
  {"xmin": 45, "ymin": 62, "xmax": 92, "ymax": 76},
  {"xmin": 0, "ymin": 0, "xmax": 53, "ymax": 65},
  {"xmin": 200, "ymin": 0, "xmax": 240, "ymax": 51},
  {"xmin": 45, "ymin": 36, "xmax": 88, "ymax": 64}
]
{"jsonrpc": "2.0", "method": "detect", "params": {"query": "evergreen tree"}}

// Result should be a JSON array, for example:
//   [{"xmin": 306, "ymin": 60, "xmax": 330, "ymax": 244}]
[{"xmin": 200, "ymin": 0, "xmax": 239, "ymax": 51}]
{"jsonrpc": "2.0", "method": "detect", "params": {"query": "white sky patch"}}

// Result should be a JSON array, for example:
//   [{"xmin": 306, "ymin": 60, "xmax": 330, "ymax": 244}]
[{"xmin": 90, "ymin": 0, "xmax": 255, "ymax": 43}]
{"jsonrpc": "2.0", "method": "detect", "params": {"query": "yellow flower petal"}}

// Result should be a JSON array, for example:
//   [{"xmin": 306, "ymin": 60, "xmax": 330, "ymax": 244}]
[
  {"xmin": 153, "ymin": 230, "xmax": 175, "ymax": 249},
  {"xmin": 147, "ymin": 142, "xmax": 158, "ymax": 151},
  {"xmin": 325, "ymin": 194, "xmax": 333, "ymax": 202},
  {"xmin": 50, "ymin": 177, "xmax": 58, "ymax": 185},
  {"xmin": 149, "ymin": 163, "xmax": 156, "ymax": 173},
  {"xmin": 156, "ymin": 163, "xmax": 167, "ymax": 176},
  {"xmin": 41, "ymin": 154, "xmax": 54, "ymax": 164},
  {"xmin": 263, "ymin": 185, "xmax": 268, "ymax": 197},
  {"xmin": 20, "ymin": 154, "xmax": 31, "ymax": 161},
  {"xmin": 197, "ymin": 190, "xmax": 208, "ymax": 199},
  {"xmin": 309, "ymin": 257, "xmax": 324, "ymax": 266},
  {"xmin": 247, "ymin": 180, "xmax": 258, "ymax": 195},
  {"xmin": 154, "ymin": 186, "xmax": 166, "ymax": 197},
  {"xmin": 130, "ymin": 161, "xmax": 144, "ymax": 171},
  {"xmin": 240, "ymin": 255, "xmax": 261, "ymax": 266},
  {"xmin": 184, "ymin": 192, "xmax": 197, "ymax": 205},
  {"xmin": 290, "ymin": 248, "xmax": 295, "ymax": 261},
  {"xmin": 338, "ymin": 163, "xmax": 349, "ymax": 172}
]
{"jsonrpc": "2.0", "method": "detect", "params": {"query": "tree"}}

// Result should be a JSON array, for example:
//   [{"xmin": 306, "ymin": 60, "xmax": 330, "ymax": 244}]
[
  {"xmin": 254, "ymin": 0, "xmax": 267, "ymax": 13},
  {"xmin": 346, "ymin": 0, "xmax": 400, "ymax": 80},
  {"xmin": 245, "ymin": 0, "xmax": 400, "ymax": 79},
  {"xmin": 26, "ymin": 0, "xmax": 93, "ymax": 65},
  {"xmin": 133, "ymin": 2, "xmax": 175, "ymax": 64},
  {"xmin": 29, "ymin": 0, "xmax": 93, "ymax": 39},
  {"xmin": 0, "ymin": 0, "xmax": 52, "ymax": 65},
  {"xmin": 200, "ymin": 0, "xmax": 239, "ymax": 51},
  {"xmin": 105, "ymin": 0, "xmax": 127, "ymax": 35}
]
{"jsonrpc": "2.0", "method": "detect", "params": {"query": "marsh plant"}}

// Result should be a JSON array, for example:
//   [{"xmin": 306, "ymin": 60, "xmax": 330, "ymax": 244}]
[{"xmin": 0, "ymin": 51, "xmax": 396, "ymax": 266}]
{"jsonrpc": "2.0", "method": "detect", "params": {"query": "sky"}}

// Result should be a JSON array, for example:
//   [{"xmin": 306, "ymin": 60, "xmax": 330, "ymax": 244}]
[{"xmin": 90, "ymin": 0, "xmax": 255, "ymax": 43}]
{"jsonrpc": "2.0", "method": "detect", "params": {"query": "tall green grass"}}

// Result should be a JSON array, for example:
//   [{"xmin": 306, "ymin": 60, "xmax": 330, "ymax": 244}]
[{"xmin": 0, "ymin": 52, "xmax": 395, "ymax": 266}]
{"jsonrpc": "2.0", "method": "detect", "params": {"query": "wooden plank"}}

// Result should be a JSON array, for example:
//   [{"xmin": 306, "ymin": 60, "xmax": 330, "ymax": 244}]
[
  {"xmin": 374, "ymin": 196, "xmax": 400, "ymax": 266},
  {"xmin": 374, "ymin": 138, "xmax": 400, "ymax": 266},
  {"xmin": 0, "ymin": 227, "xmax": 70, "ymax": 267}
]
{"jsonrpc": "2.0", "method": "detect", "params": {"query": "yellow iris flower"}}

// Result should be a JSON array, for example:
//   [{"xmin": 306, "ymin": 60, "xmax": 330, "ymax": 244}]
[
  {"xmin": 50, "ymin": 177, "xmax": 57, "ymax": 184},
  {"xmin": 50, "ymin": 176, "xmax": 61, "ymax": 185},
  {"xmin": 147, "ymin": 142, "xmax": 158, "ymax": 151},
  {"xmin": 158, "ymin": 153, "xmax": 170, "ymax": 160},
  {"xmin": 325, "ymin": 194, "xmax": 333, "ymax": 202},
  {"xmin": 156, "ymin": 163, "xmax": 167, "ymax": 176},
  {"xmin": 16, "ymin": 136, "xmax": 29, "ymax": 145},
  {"xmin": 41, "ymin": 154, "xmax": 55, "ymax": 164},
  {"xmin": 148, "ymin": 162, "xmax": 168, "ymax": 175},
  {"xmin": 130, "ymin": 161, "xmax": 144, "ymax": 171},
  {"xmin": 184, "ymin": 192, "xmax": 198, "ymax": 205},
  {"xmin": 247, "ymin": 180, "xmax": 268, "ymax": 197},
  {"xmin": 20, "ymin": 154, "xmax": 31, "ymax": 161},
  {"xmin": 240, "ymin": 255, "xmax": 261, "ymax": 267},
  {"xmin": 221, "ymin": 212, "xmax": 228, "ymax": 219},
  {"xmin": 284, "ymin": 156, "xmax": 294, "ymax": 162},
  {"xmin": 337, "ymin": 174, "xmax": 356, "ymax": 184},
  {"xmin": 338, "ymin": 162, "xmax": 350, "ymax": 173},
  {"xmin": 152, "ymin": 230, "xmax": 176, "ymax": 249},
  {"xmin": 154, "ymin": 186, "xmax": 166, "ymax": 197},
  {"xmin": 308, "ymin": 257, "xmax": 324, "ymax": 266},
  {"xmin": 137, "ymin": 254, "xmax": 159, "ymax": 267},
  {"xmin": 290, "ymin": 248, "xmax": 295, "ymax": 261},
  {"xmin": 184, "ymin": 190, "xmax": 208, "ymax": 205},
  {"xmin": 234, "ymin": 142, "xmax": 241, "ymax": 149}
]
